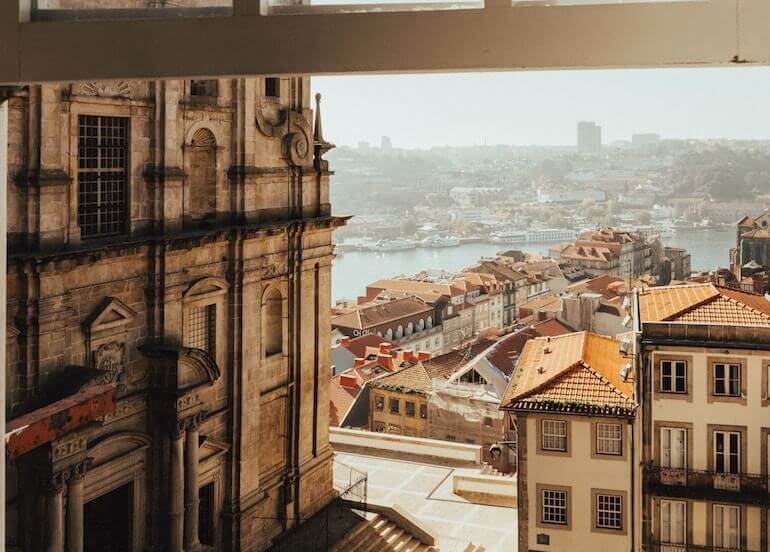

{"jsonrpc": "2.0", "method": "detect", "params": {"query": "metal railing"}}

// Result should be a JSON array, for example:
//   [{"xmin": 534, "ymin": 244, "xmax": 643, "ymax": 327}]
[
  {"xmin": 333, "ymin": 458, "xmax": 368, "ymax": 509},
  {"xmin": 648, "ymin": 466, "xmax": 769, "ymax": 504},
  {"xmin": 649, "ymin": 542, "xmax": 760, "ymax": 552}
]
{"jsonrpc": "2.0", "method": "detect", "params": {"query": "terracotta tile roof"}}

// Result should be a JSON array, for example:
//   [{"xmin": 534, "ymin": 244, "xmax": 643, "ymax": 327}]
[
  {"xmin": 501, "ymin": 332, "xmax": 635, "ymax": 416},
  {"xmin": 329, "ymin": 372, "xmax": 360, "ymax": 427},
  {"xmin": 741, "ymin": 228, "xmax": 770, "ymax": 239},
  {"xmin": 369, "ymin": 362, "xmax": 434, "ymax": 395},
  {"xmin": 370, "ymin": 338, "xmax": 497, "ymax": 394},
  {"xmin": 331, "ymin": 297, "xmax": 431, "ymax": 330},
  {"xmin": 342, "ymin": 334, "xmax": 394, "ymax": 359},
  {"xmin": 531, "ymin": 318, "xmax": 576, "ymax": 336},
  {"xmin": 367, "ymin": 279, "xmax": 458, "ymax": 303},
  {"xmin": 519, "ymin": 295, "xmax": 562, "ymax": 313},
  {"xmin": 637, "ymin": 283, "xmax": 770, "ymax": 326},
  {"xmin": 569, "ymin": 274, "xmax": 627, "ymax": 299}
]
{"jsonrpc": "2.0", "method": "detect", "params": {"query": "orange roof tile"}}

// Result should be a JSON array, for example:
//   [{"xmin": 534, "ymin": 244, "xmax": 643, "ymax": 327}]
[
  {"xmin": 501, "ymin": 332, "xmax": 635, "ymax": 416},
  {"xmin": 638, "ymin": 283, "xmax": 770, "ymax": 326}
]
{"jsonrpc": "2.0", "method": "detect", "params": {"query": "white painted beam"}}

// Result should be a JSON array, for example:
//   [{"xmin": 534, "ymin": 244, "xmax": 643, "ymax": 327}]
[{"xmin": 0, "ymin": 1, "xmax": 768, "ymax": 84}]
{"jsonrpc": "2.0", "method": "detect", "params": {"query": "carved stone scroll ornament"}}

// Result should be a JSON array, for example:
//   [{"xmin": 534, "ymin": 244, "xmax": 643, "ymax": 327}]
[
  {"xmin": 72, "ymin": 81, "xmax": 132, "ymax": 99},
  {"xmin": 94, "ymin": 342, "xmax": 126, "ymax": 385}
]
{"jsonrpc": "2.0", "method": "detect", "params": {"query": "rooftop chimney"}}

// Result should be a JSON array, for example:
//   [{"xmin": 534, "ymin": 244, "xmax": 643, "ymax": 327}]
[
  {"xmin": 340, "ymin": 336, "xmax": 351, "ymax": 347},
  {"xmin": 339, "ymin": 374, "xmax": 359, "ymax": 389},
  {"xmin": 353, "ymin": 357, "xmax": 366, "ymax": 369},
  {"xmin": 404, "ymin": 350, "xmax": 416, "ymax": 363},
  {"xmin": 417, "ymin": 351, "xmax": 432, "ymax": 362},
  {"xmin": 379, "ymin": 342, "xmax": 392, "ymax": 354},
  {"xmin": 377, "ymin": 354, "xmax": 395, "ymax": 371}
]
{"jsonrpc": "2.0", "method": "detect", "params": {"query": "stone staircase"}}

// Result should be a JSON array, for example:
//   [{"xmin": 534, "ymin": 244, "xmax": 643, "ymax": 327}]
[{"xmin": 331, "ymin": 512, "xmax": 437, "ymax": 552}]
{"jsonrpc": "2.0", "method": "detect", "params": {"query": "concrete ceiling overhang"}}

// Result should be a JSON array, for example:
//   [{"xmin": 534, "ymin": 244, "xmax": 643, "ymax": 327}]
[{"xmin": 1, "ymin": 0, "xmax": 768, "ymax": 85}]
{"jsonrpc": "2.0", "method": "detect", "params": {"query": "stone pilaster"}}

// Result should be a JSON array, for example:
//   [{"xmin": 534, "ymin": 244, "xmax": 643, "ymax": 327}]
[
  {"xmin": 169, "ymin": 422, "xmax": 186, "ymax": 552},
  {"xmin": 45, "ymin": 471, "xmax": 66, "ymax": 552},
  {"xmin": 184, "ymin": 412, "xmax": 206, "ymax": 551},
  {"xmin": 65, "ymin": 461, "xmax": 88, "ymax": 552}
]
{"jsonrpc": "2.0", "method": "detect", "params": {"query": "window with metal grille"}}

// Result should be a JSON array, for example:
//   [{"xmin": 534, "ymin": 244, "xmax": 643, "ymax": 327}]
[
  {"xmin": 713, "ymin": 363, "xmax": 740, "ymax": 396},
  {"xmin": 78, "ymin": 115, "xmax": 129, "ymax": 238},
  {"xmin": 596, "ymin": 494, "xmax": 623, "ymax": 530},
  {"xmin": 191, "ymin": 80, "xmax": 218, "ymax": 97},
  {"xmin": 375, "ymin": 395, "xmax": 384, "ymax": 411},
  {"xmin": 597, "ymin": 423, "xmax": 623, "ymax": 456},
  {"xmin": 542, "ymin": 489, "xmax": 568, "ymax": 525},
  {"xmin": 186, "ymin": 304, "xmax": 216, "ymax": 357},
  {"xmin": 419, "ymin": 404, "xmax": 427, "ymax": 419},
  {"xmin": 542, "ymin": 419, "xmax": 567, "ymax": 452}
]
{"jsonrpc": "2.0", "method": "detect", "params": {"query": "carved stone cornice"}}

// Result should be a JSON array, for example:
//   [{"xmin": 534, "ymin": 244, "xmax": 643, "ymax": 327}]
[
  {"xmin": 143, "ymin": 165, "xmax": 187, "ymax": 183},
  {"xmin": 14, "ymin": 169, "xmax": 72, "ymax": 188},
  {"xmin": 227, "ymin": 165, "xmax": 289, "ymax": 179}
]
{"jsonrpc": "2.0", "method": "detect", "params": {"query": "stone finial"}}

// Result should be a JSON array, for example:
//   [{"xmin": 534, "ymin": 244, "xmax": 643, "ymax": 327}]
[{"xmin": 314, "ymin": 92, "xmax": 325, "ymax": 144}]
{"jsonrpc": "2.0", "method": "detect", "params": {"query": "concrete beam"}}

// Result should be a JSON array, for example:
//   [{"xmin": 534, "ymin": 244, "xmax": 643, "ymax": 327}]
[{"xmin": 0, "ymin": 1, "xmax": 768, "ymax": 85}]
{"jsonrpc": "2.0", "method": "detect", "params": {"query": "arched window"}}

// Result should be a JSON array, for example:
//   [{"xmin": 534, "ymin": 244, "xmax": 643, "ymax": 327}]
[
  {"xmin": 188, "ymin": 128, "xmax": 217, "ymax": 223},
  {"xmin": 395, "ymin": 325, "xmax": 404, "ymax": 340},
  {"xmin": 406, "ymin": 322, "xmax": 414, "ymax": 336},
  {"xmin": 386, "ymin": 328, "xmax": 393, "ymax": 340},
  {"xmin": 426, "ymin": 316, "xmax": 433, "ymax": 329},
  {"xmin": 263, "ymin": 287, "xmax": 283, "ymax": 357},
  {"xmin": 417, "ymin": 319, "xmax": 425, "ymax": 332}
]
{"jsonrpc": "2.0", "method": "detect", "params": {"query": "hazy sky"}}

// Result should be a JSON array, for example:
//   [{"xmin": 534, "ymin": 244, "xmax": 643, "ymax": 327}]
[{"xmin": 313, "ymin": 67, "xmax": 770, "ymax": 149}]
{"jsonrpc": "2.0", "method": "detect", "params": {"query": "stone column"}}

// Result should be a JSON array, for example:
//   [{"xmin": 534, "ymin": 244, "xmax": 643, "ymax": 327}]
[
  {"xmin": 46, "ymin": 472, "xmax": 66, "ymax": 552},
  {"xmin": 184, "ymin": 413, "xmax": 203, "ymax": 551},
  {"xmin": 65, "ymin": 462, "xmax": 87, "ymax": 552},
  {"xmin": 169, "ymin": 423, "xmax": 186, "ymax": 552}
]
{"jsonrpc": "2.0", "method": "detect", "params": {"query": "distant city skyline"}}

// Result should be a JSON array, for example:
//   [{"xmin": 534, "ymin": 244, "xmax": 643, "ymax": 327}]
[{"xmin": 313, "ymin": 67, "xmax": 770, "ymax": 149}]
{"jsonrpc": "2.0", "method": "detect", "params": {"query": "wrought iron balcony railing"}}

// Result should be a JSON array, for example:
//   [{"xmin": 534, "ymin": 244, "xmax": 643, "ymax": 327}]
[
  {"xmin": 649, "ymin": 541, "xmax": 759, "ymax": 552},
  {"xmin": 648, "ymin": 466, "xmax": 769, "ymax": 505}
]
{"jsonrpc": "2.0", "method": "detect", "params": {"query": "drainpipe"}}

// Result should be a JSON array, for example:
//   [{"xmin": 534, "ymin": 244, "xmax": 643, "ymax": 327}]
[{"xmin": 629, "ymin": 416, "xmax": 635, "ymax": 552}]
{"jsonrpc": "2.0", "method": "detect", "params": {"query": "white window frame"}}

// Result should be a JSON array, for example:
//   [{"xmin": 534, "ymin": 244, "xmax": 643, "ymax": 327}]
[
  {"xmin": 660, "ymin": 500, "xmax": 686, "ymax": 546},
  {"xmin": 596, "ymin": 493, "xmax": 623, "ymax": 531},
  {"xmin": 713, "ymin": 504, "xmax": 740, "ymax": 550},
  {"xmin": 541, "ymin": 489, "xmax": 568, "ymax": 526},
  {"xmin": 596, "ymin": 422, "xmax": 622, "ymax": 456},
  {"xmin": 714, "ymin": 431, "xmax": 740, "ymax": 475},
  {"xmin": 661, "ymin": 360, "xmax": 687, "ymax": 393},
  {"xmin": 713, "ymin": 362, "xmax": 741, "ymax": 397},
  {"xmin": 541, "ymin": 419, "xmax": 567, "ymax": 452},
  {"xmin": 660, "ymin": 427, "xmax": 687, "ymax": 469}
]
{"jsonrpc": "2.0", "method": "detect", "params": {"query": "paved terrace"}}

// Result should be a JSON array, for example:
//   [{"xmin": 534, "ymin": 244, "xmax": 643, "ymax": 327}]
[{"xmin": 331, "ymin": 429, "xmax": 517, "ymax": 551}]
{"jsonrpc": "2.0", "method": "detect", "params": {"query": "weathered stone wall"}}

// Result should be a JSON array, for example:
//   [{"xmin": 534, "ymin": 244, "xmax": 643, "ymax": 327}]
[{"xmin": 5, "ymin": 75, "xmax": 338, "ymax": 552}]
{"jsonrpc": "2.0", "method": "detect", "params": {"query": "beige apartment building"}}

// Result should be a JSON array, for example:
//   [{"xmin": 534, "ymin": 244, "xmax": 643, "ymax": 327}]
[
  {"xmin": 636, "ymin": 284, "xmax": 770, "ymax": 551},
  {"xmin": 3, "ymin": 73, "xmax": 340, "ymax": 551},
  {"xmin": 501, "ymin": 331, "xmax": 641, "ymax": 552}
]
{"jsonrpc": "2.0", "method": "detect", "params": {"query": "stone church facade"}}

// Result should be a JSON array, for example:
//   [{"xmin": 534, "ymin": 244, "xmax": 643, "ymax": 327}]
[{"xmin": 4, "ymin": 75, "xmax": 341, "ymax": 551}]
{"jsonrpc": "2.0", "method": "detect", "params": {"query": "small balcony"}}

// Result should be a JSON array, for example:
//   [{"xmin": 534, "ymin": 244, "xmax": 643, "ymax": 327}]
[{"xmin": 648, "ymin": 466, "xmax": 769, "ymax": 505}]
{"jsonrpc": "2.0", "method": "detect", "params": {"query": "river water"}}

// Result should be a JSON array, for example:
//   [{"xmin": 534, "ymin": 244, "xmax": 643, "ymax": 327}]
[{"xmin": 331, "ymin": 228, "xmax": 736, "ymax": 302}]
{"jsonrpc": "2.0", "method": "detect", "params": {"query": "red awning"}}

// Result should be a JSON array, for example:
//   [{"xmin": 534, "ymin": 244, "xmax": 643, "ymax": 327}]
[{"xmin": 5, "ymin": 384, "xmax": 116, "ymax": 460}]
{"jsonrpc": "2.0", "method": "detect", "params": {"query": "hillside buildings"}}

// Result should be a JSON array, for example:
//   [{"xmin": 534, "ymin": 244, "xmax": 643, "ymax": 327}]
[
  {"xmin": 551, "ymin": 227, "xmax": 661, "ymax": 280},
  {"xmin": 731, "ymin": 212, "xmax": 770, "ymax": 280},
  {"xmin": 4, "ymin": 75, "xmax": 339, "ymax": 551}
]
